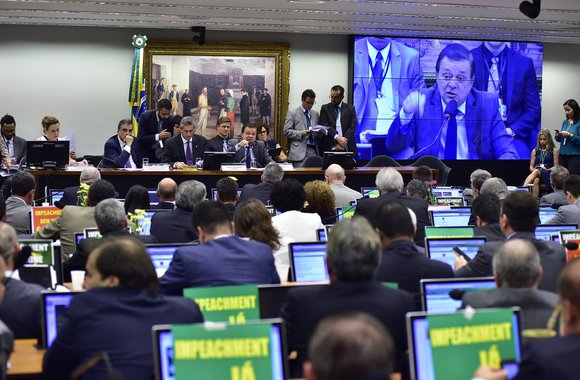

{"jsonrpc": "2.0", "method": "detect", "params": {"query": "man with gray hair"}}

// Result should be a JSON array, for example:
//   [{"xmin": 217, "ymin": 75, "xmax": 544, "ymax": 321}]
[
  {"xmin": 540, "ymin": 166, "xmax": 569, "ymax": 207},
  {"xmin": 63, "ymin": 199, "xmax": 155, "ymax": 280},
  {"xmin": 238, "ymin": 162, "xmax": 284, "ymax": 204},
  {"xmin": 355, "ymin": 167, "xmax": 431, "ymax": 246},
  {"xmin": 161, "ymin": 116, "xmax": 207, "ymax": 169},
  {"xmin": 461, "ymin": 239, "xmax": 558, "ymax": 330},
  {"xmin": 281, "ymin": 217, "xmax": 414, "ymax": 378},
  {"xmin": 324, "ymin": 163, "xmax": 362, "ymax": 208},
  {"xmin": 480, "ymin": 177, "xmax": 509, "ymax": 200},
  {"xmin": 0, "ymin": 222, "xmax": 44, "ymax": 339},
  {"xmin": 5, "ymin": 171, "xmax": 35, "ymax": 234},
  {"xmin": 150, "ymin": 180, "xmax": 206, "ymax": 243},
  {"xmin": 60, "ymin": 166, "xmax": 101, "ymax": 206}
]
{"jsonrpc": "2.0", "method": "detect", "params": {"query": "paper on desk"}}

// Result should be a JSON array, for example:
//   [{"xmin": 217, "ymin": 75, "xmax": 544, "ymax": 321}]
[{"xmin": 310, "ymin": 125, "xmax": 329, "ymax": 135}]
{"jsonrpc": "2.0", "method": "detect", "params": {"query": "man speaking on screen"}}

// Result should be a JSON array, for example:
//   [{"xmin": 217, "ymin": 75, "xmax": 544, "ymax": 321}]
[{"xmin": 386, "ymin": 43, "xmax": 519, "ymax": 160}]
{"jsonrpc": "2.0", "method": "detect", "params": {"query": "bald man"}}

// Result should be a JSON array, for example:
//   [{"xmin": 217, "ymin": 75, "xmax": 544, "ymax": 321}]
[
  {"xmin": 324, "ymin": 164, "xmax": 362, "ymax": 208},
  {"xmin": 151, "ymin": 177, "xmax": 176, "ymax": 210}
]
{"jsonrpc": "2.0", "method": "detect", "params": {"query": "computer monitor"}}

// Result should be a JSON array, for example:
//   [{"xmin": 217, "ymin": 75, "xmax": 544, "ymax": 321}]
[
  {"xmin": 336, "ymin": 205, "xmax": 356, "ymax": 221},
  {"xmin": 316, "ymin": 229, "xmax": 326, "ymax": 242},
  {"xmin": 48, "ymin": 189, "xmax": 64, "ymax": 206},
  {"xmin": 407, "ymin": 309, "xmax": 521, "ymax": 380},
  {"xmin": 429, "ymin": 207, "xmax": 472, "ymax": 227},
  {"xmin": 202, "ymin": 151, "xmax": 235, "ymax": 170},
  {"xmin": 145, "ymin": 243, "xmax": 192, "ymax": 277},
  {"xmin": 26, "ymin": 140, "xmax": 70, "ymax": 169},
  {"xmin": 322, "ymin": 151, "xmax": 354, "ymax": 170},
  {"xmin": 507, "ymin": 186, "xmax": 531, "ymax": 192},
  {"xmin": 424, "ymin": 226, "xmax": 475, "ymax": 238},
  {"xmin": 360, "ymin": 187, "xmax": 379, "ymax": 198},
  {"xmin": 425, "ymin": 237, "xmax": 487, "ymax": 268},
  {"xmin": 535, "ymin": 224, "xmax": 578, "ymax": 241},
  {"xmin": 538, "ymin": 206, "xmax": 558, "ymax": 224},
  {"xmin": 211, "ymin": 188, "xmax": 242, "ymax": 201},
  {"xmin": 83, "ymin": 227, "xmax": 101, "ymax": 239},
  {"xmin": 431, "ymin": 187, "xmax": 464, "ymax": 198},
  {"xmin": 137, "ymin": 210, "xmax": 171, "ymax": 236},
  {"xmin": 40, "ymin": 291, "xmax": 81, "ymax": 348},
  {"xmin": 420, "ymin": 277, "xmax": 496, "ymax": 313},
  {"xmin": 148, "ymin": 189, "xmax": 160, "ymax": 204},
  {"xmin": 74, "ymin": 232, "xmax": 84, "ymax": 251},
  {"xmin": 289, "ymin": 242, "xmax": 329, "ymax": 282}
]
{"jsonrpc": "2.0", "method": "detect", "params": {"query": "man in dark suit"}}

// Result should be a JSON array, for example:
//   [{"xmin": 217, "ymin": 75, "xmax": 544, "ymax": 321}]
[
  {"xmin": 215, "ymin": 177, "xmax": 238, "ymax": 219},
  {"xmin": 354, "ymin": 167, "xmax": 431, "ymax": 247},
  {"xmin": 374, "ymin": 201, "xmax": 453, "ymax": 309},
  {"xmin": 547, "ymin": 174, "xmax": 580, "ymax": 225},
  {"xmin": 206, "ymin": 116, "xmax": 233, "ymax": 153},
  {"xmin": 281, "ymin": 217, "xmax": 414, "ymax": 378},
  {"xmin": 5, "ymin": 171, "xmax": 35, "ymax": 234},
  {"xmin": 1, "ymin": 114, "xmax": 26, "ymax": 165},
  {"xmin": 238, "ymin": 162, "xmax": 284, "ymax": 204},
  {"xmin": 101, "ymin": 118, "xmax": 141, "ymax": 168},
  {"xmin": 318, "ymin": 85, "xmax": 358, "ymax": 156},
  {"xmin": 59, "ymin": 166, "xmax": 101, "ymax": 207},
  {"xmin": 472, "ymin": 193, "xmax": 505, "ymax": 242},
  {"xmin": 386, "ymin": 43, "xmax": 518, "ymax": 160},
  {"xmin": 160, "ymin": 116, "xmax": 206, "ymax": 168},
  {"xmin": 63, "ymin": 199, "xmax": 155, "ymax": 280},
  {"xmin": 136, "ymin": 98, "xmax": 175, "ymax": 163},
  {"xmin": 540, "ymin": 166, "xmax": 569, "ymax": 207},
  {"xmin": 471, "ymin": 42, "xmax": 541, "ymax": 158},
  {"xmin": 159, "ymin": 201, "xmax": 279, "ymax": 295},
  {"xmin": 150, "ymin": 177, "xmax": 176, "ymax": 210},
  {"xmin": 461, "ymin": 239, "xmax": 558, "ymax": 331},
  {"xmin": 150, "ymin": 180, "xmax": 206, "ymax": 244},
  {"xmin": 230, "ymin": 123, "xmax": 273, "ymax": 168},
  {"xmin": 0, "ymin": 223, "xmax": 44, "ymax": 339},
  {"xmin": 43, "ymin": 237, "xmax": 203, "ymax": 380},
  {"xmin": 455, "ymin": 191, "xmax": 566, "ymax": 294}
]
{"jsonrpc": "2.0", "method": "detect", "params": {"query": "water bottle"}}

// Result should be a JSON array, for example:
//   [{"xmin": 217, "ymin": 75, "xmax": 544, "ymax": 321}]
[{"xmin": 250, "ymin": 158, "xmax": 257, "ymax": 169}]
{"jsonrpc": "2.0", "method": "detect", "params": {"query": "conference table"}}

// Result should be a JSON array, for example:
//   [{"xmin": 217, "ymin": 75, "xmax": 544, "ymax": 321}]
[{"xmin": 29, "ymin": 166, "xmax": 437, "ymax": 199}]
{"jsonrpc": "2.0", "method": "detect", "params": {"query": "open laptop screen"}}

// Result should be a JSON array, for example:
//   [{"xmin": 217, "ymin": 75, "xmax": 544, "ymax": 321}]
[
  {"xmin": 431, "ymin": 187, "xmax": 463, "ymax": 198},
  {"xmin": 538, "ymin": 206, "xmax": 558, "ymax": 224},
  {"xmin": 535, "ymin": 224, "xmax": 578, "ymax": 241},
  {"xmin": 145, "ymin": 244, "xmax": 192, "ymax": 277},
  {"xmin": 41, "ymin": 291, "xmax": 80, "ymax": 348},
  {"xmin": 421, "ymin": 277, "xmax": 496, "ymax": 314},
  {"xmin": 430, "ymin": 207, "xmax": 472, "ymax": 227},
  {"xmin": 289, "ymin": 242, "xmax": 328, "ymax": 282},
  {"xmin": 425, "ymin": 237, "xmax": 486, "ymax": 268}
]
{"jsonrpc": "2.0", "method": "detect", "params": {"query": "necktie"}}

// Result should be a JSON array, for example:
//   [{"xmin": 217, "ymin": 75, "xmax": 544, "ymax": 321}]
[
  {"xmin": 444, "ymin": 113, "xmax": 458, "ymax": 160},
  {"xmin": 372, "ymin": 52, "xmax": 384, "ymax": 96},
  {"xmin": 245, "ymin": 146, "xmax": 251, "ymax": 168},
  {"xmin": 305, "ymin": 110, "xmax": 314, "ymax": 144},
  {"xmin": 222, "ymin": 138, "xmax": 228, "ymax": 152},
  {"xmin": 6, "ymin": 139, "xmax": 13, "ymax": 158},
  {"xmin": 185, "ymin": 141, "xmax": 193, "ymax": 166},
  {"xmin": 488, "ymin": 56, "xmax": 499, "ymax": 93},
  {"xmin": 124, "ymin": 145, "xmax": 132, "ymax": 168}
]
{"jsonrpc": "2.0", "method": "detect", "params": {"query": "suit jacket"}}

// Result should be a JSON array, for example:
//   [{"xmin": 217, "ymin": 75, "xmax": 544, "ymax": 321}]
[
  {"xmin": 239, "ymin": 182, "xmax": 273, "ymax": 204},
  {"xmin": 136, "ymin": 109, "xmax": 175, "ymax": 163},
  {"xmin": 150, "ymin": 201, "xmax": 175, "ymax": 210},
  {"xmin": 540, "ymin": 190, "xmax": 568, "ymax": 207},
  {"xmin": 34, "ymin": 206, "xmax": 97, "ymax": 258},
  {"xmin": 150, "ymin": 207, "xmax": 197, "ymax": 244},
  {"xmin": 283, "ymin": 106, "xmax": 320, "ymax": 162},
  {"xmin": 281, "ymin": 281, "xmax": 414, "ymax": 378},
  {"xmin": 160, "ymin": 134, "xmax": 206, "ymax": 166},
  {"xmin": 0, "ymin": 278, "xmax": 44, "ymax": 339},
  {"xmin": 101, "ymin": 134, "xmax": 141, "ymax": 168},
  {"xmin": 353, "ymin": 38, "xmax": 424, "ymax": 143},
  {"xmin": 354, "ymin": 190, "xmax": 431, "ymax": 247},
  {"xmin": 231, "ymin": 140, "xmax": 273, "ymax": 168},
  {"xmin": 330, "ymin": 183, "xmax": 363, "ymax": 208},
  {"xmin": 474, "ymin": 222, "xmax": 506, "ymax": 242},
  {"xmin": 159, "ymin": 236, "xmax": 279, "ymax": 295},
  {"xmin": 547, "ymin": 200, "xmax": 580, "ymax": 225},
  {"xmin": 461, "ymin": 287, "xmax": 558, "ymax": 331},
  {"xmin": 386, "ymin": 86, "xmax": 519, "ymax": 159},
  {"xmin": 4, "ymin": 135, "xmax": 26, "ymax": 164},
  {"xmin": 513, "ymin": 334, "xmax": 580, "ymax": 380},
  {"xmin": 318, "ymin": 101, "xmax": 358, "ymax": 155},
  {"xmin": 43, "ymin": 287, "xmax": 203, "ymax": 380},
  {"xmin": 374, "ymin": 239, "xmax": 454, "ymax": 309},
  {"xmin": 471, "ymin": 44, "xmax": 541, "ymax": 157},
  {"xmin": 5, "ymin": 196, "xmax": 31, "ymax": 234},
  {"xmin": 60, "ymin": 186, "xmax": 80, "ymax": 206},
  {"xmin": 206, "ymin": 135, "xmax": 230, "ymax": 153},
  {"xmin": 455, "ymin": 231, "xmax": 566, "ymax": 293}
]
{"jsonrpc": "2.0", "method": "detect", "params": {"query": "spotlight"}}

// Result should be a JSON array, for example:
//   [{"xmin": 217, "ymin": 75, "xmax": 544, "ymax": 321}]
[
  {"xmin": 190, "ymin": 26, "xmax": 206, "ymax": 46},
  {"xmin": 519, "ymin": 0, "xmax": 541, "ymax": 19}
]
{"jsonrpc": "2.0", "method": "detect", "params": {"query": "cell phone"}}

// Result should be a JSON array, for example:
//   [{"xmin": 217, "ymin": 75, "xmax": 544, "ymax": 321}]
[
  {"xmin": 452, "ymin": 246, "xmax": 472, "ymax": 262},
  {"xmin": 501, "ymin": 360, "xmax": 519, "ymax": 380}
]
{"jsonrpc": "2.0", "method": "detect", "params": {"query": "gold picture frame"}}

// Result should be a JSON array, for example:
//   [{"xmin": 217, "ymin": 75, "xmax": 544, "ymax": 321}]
[{"xmin": 144, "ymin": 41, "xmax": 290, "ymax": 143}]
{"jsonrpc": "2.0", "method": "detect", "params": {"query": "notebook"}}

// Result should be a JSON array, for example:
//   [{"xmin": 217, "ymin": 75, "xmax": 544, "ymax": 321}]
[
  {"xmin": 430, "ymin": 207, "xmax": 472, "ymax": 227},
  {"xmin": 425, "ymin": 237, "xmax": 487, "ymax": 268},
  {"xmin": 420, "ymin": 277, "xmax": 496, "ymax": 314},
  {"xmin": 289, "ymin": 242, "xmax": 329, "ymax": 282}
]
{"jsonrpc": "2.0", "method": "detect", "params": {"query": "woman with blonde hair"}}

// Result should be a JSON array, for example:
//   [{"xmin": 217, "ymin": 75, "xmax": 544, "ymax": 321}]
[
  {"xmin": 304, "ymin": 180, "xmax": 337, "ymax": 224},
  {"xmin": 523, "ymin": 128, "xmax": 558, "ymax": 197}
]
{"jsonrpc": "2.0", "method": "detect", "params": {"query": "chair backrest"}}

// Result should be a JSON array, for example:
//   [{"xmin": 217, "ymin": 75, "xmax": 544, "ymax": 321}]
[
  {"xmin": 364, "ymin": 155, "xmax": 401, "ymax": 167},
  {"xmin": 412, "ymin": 155, "xmax": 452, "ymax": 186},
  {"xmin": 300, "ymin": 155, "xmax": 324, "ymax": 168}
]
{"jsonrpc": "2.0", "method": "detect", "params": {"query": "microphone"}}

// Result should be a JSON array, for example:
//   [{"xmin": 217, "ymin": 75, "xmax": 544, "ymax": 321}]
[
  {"xmin": 449, "ymin": 288, "xmax": 466, "ymax": 301},
  {"xmin": 34, "ymin": 191, "xmax": 63, "ymax": 207},
  {"xmin": 565, "ymin": 241, "xmax": 579, "ymax": 250},
  {"xmin": 443, "ymin": 100, "xmax": 458, "ymax": 120}
]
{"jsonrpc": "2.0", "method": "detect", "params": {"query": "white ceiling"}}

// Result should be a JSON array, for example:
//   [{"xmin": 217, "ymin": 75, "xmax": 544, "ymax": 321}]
[{"xmin": 1, "ymin": 0, "xmax": 580, "ymax": 43}]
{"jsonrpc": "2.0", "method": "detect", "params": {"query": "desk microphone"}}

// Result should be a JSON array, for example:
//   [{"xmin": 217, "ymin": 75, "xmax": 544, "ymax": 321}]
[
  {"xmin": 565, "ymin": 241, "xmax": 579, "ymax": 250},
  {"xmin": 33, "ymin": 191, "xmax": 63, "ymax": 207},
  {"xmin": 449, "ymin": 288, "xmax": 465, "ymax": 301}
]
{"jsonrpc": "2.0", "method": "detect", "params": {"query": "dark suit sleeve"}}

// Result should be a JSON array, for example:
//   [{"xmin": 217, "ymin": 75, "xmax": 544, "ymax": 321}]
[
  {"xmin": 279, "ymin": 289, "xmax": 303, "ymax": 353},
  {"xmin": 386, "ymin": 113, "xmax": 416, "ymax": 155},
  {"xmin": 454, "ymin": 245, "xmax": 494, "ymax": 277},
  {"xmin": 103, "ymin": 138, "xmax": 129, "ymax": 168},
  {"xmin": 137, "ymin": 113, "xmax": 157, "ymax": 147},
  {"xmin": 159, "ymin": 251, "xmax": 188, "ymax": 296},
  {"xmin": 506, "ymin": 57, "xmax": 541, "ymax": 139},
  {"xmin": 513, "ymin": 342, "xmax": 545, "ymax": 380},
  {"xmin": 344, "ymin": 104, "xmax": 358, "ymax": 145},
  {"xmin": 160, "ymin": 138, "xmax": 179, "ymax": 166}
]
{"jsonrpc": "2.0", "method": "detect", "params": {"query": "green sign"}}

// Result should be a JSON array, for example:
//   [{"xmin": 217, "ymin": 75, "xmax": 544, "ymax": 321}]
[
  {"xmin": 428, "ymin": 308, "xmax": 517, "ymax": 380},
  {"xmin": 425, "ymin": 226, "xmax": 475, "ymax": 238},
  {"xmin": 184, "ymin": 285, "xmax": 260, "ymax": 324},
  {"xmin": 173, "ymin": 322, "xmax": 283, "ymax": 380},
  {"xmin": 18, "ymin": 239, "xmax": 53, "ymax": 266},
  {"xmin": 341, "ymin": 205, "xmax": 356, "ymax": 219}
]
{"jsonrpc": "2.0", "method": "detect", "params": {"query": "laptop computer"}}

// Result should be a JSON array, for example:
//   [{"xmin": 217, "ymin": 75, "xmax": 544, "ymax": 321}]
[
  {"xmin": 360, "ymin": 187, "xmax": 379, "ymax": 198},
  {"xmin": 40, "ymin": 291, "xmax": 81, "ymax": 348},
  {"xmin": 407, "ymin": 308, "xmax": 521, "ymax": 380},
  {"xmin": 508, "ymin": 186, "xmax": 531, "ymax": 193},
  {"xmin": 431, "ymin": 187, "xmax": 464, "ymax": 198},
  {"xmin": 152, "ymin": 319, "xmax": 288, "ymax": 380},
  {"xmin": 420, "ymin": 277, "xmax": 496, "ymax": 313},
  {"xmin": 137, "ymin": 209, "xmax": 172, "ymax": 236},
  {"xmin": 210, "ymin": 188, "xmax": 242, "ymax": 201},
  {"xmin": 424, "ymin": 226, "xmax": 475, "ymax": 238},
  {"xmin": 425, "ymin": 237, "xmax": 487, "ymax": 268},
  {"xmin": 202, "ymin": 151, "xmax": 235, "ymax": 170},
  {"xmin": 289, "ymin": 242, "xmax": 329, "ymax": 282},
  {"xmin": 316, "ymin": 229, "xmax": 326, "ymax": 242},
  {"xmin": 83, "ymin": 227, "xmax": 101, "ymax": 239},
  {"xmin": 429, "ymin": 207, "xmax": 472, "ymax": 227},
  {"xmin": 48, "ymin": 189, "xmax": 64, "ymax": 206},
  {"xmin": 535, "ymin": 224, "xmax": 578, "ymax": 241},
  {"xmin": 145, "ymin": 243, "xmax": 193, "ymax": 277},
  {"xmin": 538, "ymin": 206, "xmax": 559, "ymax": 224}
]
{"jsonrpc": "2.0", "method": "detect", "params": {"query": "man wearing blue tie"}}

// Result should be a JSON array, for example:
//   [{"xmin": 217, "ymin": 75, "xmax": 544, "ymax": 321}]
[
  {"xmin": 284, "ymin": 89, "xmax": 321, "ymax": 166},
  {"xmin": 386, "ymin": 43, "xmax": 519, "ymax": 160},
  {"xmin": 161, "ymin": 116, "xmax": 207, "ymax": 169},
  {"xmin": 231, "ymin": 124, "xmax": 273, "ymax": 168}
]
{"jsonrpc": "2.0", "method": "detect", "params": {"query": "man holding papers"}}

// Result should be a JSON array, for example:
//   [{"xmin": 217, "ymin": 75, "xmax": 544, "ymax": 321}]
[{"xmin": 284, "ymin": 89, "xmax": 322, "ymax": 166}]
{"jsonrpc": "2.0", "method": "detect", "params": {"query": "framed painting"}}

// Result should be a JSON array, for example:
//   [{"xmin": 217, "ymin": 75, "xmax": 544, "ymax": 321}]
[{"xmin": 144, "ymin": 41, "xmax": 290, "ymax": 143}]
